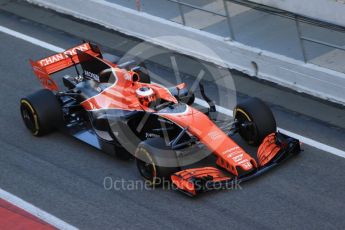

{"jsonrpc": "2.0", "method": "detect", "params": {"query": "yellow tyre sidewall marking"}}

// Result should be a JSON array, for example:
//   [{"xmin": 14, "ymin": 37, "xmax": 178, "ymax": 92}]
[
  {"xmin": 234, "ymin": 108, "xmax": 252, "ymax": 122},
  {"xmin": 235, "ymin": 108, "xmax": 255, "ymax": 144},
  {"xmin": 21, "ymin": 100, "xmax": 40, "ymax": 136},
  {"xmin": 135, "ymin": 147, "xmax": 157, "ymax": 186}
]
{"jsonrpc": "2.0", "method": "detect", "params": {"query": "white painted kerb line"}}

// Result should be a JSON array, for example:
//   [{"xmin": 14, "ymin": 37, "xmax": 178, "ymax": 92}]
[
  {"xmin": 276, "ymin": 128, "xmax": 345, "ymax": 159},
  {"xmin": 0, "ymin": 188, "xmax": 78, "ymax": 230},
  {"xmin": 1, "ymin": 25, "xmax": 344, "ymax": 160},
  {"xmin": 0, "ymin": 26, "xmax": 64, "ymax": 53}
]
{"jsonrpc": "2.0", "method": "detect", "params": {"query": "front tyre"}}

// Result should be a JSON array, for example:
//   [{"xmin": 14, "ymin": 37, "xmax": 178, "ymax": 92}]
[
  {"xmin": 20, "ymin": 89, "xmax": 63, "ymax": 136},
  {"xmin": 234, "ymin": 97, "xmax": 276, "ymax": 146},
  {"xmin": 135, "ymin": 138, "xmax": 181, "ymax": 186}
]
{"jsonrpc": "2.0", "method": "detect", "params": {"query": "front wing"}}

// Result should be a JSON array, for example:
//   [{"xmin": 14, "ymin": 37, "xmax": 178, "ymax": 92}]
[{"xmin": 171, "ymin": 132, "xmax": 301, "ymax": 196}]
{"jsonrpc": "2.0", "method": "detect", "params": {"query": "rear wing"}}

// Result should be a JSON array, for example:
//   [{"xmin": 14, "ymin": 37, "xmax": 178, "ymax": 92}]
[{"xmin": 30, "ymin": 42, "xmax": 102, "ymax": 91}]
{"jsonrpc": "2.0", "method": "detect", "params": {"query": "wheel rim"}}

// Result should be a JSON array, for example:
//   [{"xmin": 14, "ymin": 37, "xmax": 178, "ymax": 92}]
[
  {"xmin": 20, "ymin": 102, "xmax": 38, "ymax": 134},
  {"xmin": 235, "ymin": 109, "xmax": 258, "ymax": 144},
  {"xmin": 138, "ymin": 160, "xmax": 154, "ymax": 180},
  {"xmin": 136, "ymin": 148, "xmax": 156, "ymax": 183}
]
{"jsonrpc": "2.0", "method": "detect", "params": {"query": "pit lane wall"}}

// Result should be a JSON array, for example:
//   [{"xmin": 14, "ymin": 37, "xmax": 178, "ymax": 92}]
[
  {"xmin": 26, "ymin": 0, "xmax": 345, "ymax": 105},
  {"xmin": 249, "ymin": 0, "xmax": 345, "ymax": 27}
]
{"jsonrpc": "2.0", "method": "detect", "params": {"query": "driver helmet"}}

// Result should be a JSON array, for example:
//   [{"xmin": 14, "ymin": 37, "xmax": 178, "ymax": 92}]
[{"xmin": 136, "ymin": 87, "xmax": 156, "ymax": 107}]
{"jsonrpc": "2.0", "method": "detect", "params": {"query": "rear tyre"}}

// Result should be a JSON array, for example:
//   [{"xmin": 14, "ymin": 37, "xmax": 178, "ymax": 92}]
[
  {"xmin": 135, "ymin": 138, "xmax": 181, "ymax": 186},
  {"xmin": 20, "ymin": 89, "xmax": 63, "ymax": 136},
  {"xmin": 234, "ymin": 97, "xmax": 276, "ymax": 146}
]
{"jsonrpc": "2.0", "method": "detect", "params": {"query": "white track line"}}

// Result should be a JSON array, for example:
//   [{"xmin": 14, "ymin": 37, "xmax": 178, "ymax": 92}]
[
  {"xmin": 1, "ymin": 25, "xmax": 345, "ymax": 161},
  {"xmin": 0, "ymin": 25, "xmax": 77, "ymax": 230},
  {"xmin": 0, "ymin": 188, "xmax": 78, "ymax": 230},
  {"xmin": 276, "ymin": 128, "xmax": 345, "ymax": 159},
  {"xmin": 0, "ymin": 26, "xmax": 64, "ymax": 53}
]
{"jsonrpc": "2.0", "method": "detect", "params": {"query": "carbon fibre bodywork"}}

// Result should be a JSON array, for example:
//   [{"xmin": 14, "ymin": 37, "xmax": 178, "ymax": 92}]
[{"xmin": 25, "ymin": 42, "xmax": 301, "ymax": 196}]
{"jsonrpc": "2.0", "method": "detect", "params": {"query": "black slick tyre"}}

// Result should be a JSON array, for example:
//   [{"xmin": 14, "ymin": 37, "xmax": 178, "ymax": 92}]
[{"xmin": 20, "ymin": 89, "xmax": 63, "ymax": 136}]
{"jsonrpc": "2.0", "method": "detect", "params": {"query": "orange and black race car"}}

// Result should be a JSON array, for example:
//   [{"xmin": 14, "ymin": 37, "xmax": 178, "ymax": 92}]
[{"xmin": 20, "ymin": 42, "xmax": 301, "ymax": 196}]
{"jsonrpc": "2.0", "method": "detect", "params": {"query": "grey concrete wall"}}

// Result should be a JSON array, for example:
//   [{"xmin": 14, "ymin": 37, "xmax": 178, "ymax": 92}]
[
  {"xmin": 26, "ymin": 0, "xmax": 345, "ymax": 105},
  {"xmin": 249, "ymin": 0, "xmax": 345, "ymax": 27}
]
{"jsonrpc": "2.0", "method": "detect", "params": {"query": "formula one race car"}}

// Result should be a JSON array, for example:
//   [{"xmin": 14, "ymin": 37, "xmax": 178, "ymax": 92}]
[{"xmin": 20, "ymin": 42, "xmax": 300, "ymax": 196}]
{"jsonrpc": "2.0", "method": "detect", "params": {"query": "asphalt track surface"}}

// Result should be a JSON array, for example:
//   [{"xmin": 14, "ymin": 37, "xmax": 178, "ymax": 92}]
[{"xmin": 0, "ymin": 1, "xmax": 345, "ymax": 229}]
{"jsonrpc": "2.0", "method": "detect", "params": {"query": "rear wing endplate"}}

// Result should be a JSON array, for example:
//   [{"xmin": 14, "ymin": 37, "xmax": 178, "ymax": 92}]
[{"xmin": 29, "ymin": 42, "xmax": 102, "ymax": 91}]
